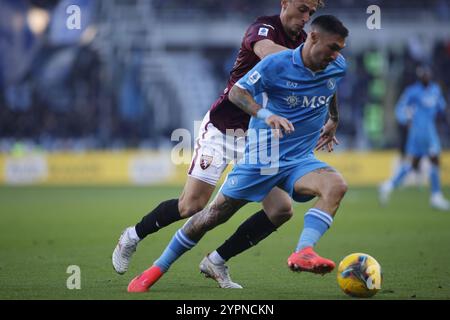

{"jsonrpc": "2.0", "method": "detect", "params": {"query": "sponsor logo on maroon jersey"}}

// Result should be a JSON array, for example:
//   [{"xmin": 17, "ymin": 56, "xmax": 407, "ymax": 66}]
[{"xmin": 200, "ymin": 154, "xmax": 213, "ymax": 170}]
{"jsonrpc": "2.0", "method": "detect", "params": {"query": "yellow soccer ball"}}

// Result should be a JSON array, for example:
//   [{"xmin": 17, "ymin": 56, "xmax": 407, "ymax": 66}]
[{"xmin": 337, "ymin": 253, "xmax": 382, "ymax": 298}]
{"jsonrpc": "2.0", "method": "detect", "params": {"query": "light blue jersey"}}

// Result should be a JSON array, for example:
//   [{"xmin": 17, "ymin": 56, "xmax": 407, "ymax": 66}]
[
  {"xmin": 395, "ymin": 81, "xmax": 446, "ymax": 156},
  {"xmin": 237, "ymin": 44, "xmax": 346, "ymax": 169},
  {"xmin": 221, "ymin": 44, "xmax": 347, "ymax": 202}
]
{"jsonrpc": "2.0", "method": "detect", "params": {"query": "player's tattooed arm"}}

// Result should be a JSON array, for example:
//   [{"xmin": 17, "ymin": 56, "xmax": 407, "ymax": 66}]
[
  {"xmin": 229, "ymin": 85, "xmax": 295, "ymax": 138},
  {"xmin": 329, "ymin": 93, "xmax": 339, "ymax": 123},
  {"xmin": 182, "ymin": 194, "xmax": 247, "ymax": 242},
  {"xmin": 316, "ymin": 94, "xmax": 340, "ymax": 152},
  {"xmin": 229, "ymin": 85, "xmax": 262, "ymax": 117}
]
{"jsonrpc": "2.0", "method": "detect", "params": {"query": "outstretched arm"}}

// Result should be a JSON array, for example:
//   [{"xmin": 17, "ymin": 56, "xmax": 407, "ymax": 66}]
[
  {"xmin": 229, "ymin": 85, "xmax": 294, "ymax": 138},
  {"xmin": 253, "ymin": 39, "xmax": 289, "ymax": 59},
  {"xmin": 229, "ymin": 85, "xmax": 262, "ymax": 117}
]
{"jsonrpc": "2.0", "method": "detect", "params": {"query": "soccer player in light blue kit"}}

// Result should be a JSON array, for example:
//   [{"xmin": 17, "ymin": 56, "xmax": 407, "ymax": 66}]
[
  {"xmin": 379, "ymin": 66, "xmax": 449, "ymax": 211},
  {"xmin": 127, "ymin": 15, "xmax": 349, "ymax": 292}
]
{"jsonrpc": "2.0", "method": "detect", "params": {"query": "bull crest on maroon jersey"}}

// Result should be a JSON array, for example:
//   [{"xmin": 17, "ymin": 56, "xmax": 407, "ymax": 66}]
[{"xmin": 200, "ymin": 155, "xmax": 213, "ymax": 170}]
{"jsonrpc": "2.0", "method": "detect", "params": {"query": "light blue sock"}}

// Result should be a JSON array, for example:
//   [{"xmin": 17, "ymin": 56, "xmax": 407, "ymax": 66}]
[
  {"xmin": 154, "ymin": 229, "xmax": 196, "ymax": 272},
  {"xmin": 430, "ymin": 164, "xmax": 441, "ymax": 195},
  {"xmin": 296, "ymin": 208, "xmax": 333, "ymax": 252},
  {"xmin": 392, "ymin": 163, "xmax": 412, "ymax": 188}
]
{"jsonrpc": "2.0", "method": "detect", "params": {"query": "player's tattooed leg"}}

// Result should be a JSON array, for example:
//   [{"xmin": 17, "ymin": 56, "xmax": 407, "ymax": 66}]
[
  {"xmin": 182, "ymin": 194, "xmax": 247, "ymax": 242},
  {"xmin": 311, "ymin": 167, "xmax": 337, "ymax": 174}
]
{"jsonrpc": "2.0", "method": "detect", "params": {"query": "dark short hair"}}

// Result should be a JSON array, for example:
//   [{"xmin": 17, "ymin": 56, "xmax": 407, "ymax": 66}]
[
  {"xmin": 311, "ymin": 15, "xmax": 349, "ymax": 38},
  {"xmin": 416, "ymin": 64, "xmax": 432, "ymax": 78}
]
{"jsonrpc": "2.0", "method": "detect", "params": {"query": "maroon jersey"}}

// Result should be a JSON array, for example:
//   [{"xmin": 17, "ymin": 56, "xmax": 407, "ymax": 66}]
[{"xmin": 209, "ymin": 15, "xmax": 307, "ymax": 133}]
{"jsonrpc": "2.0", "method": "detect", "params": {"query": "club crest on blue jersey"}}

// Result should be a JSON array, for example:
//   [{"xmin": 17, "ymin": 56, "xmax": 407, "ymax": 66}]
[{"xmin": 327, "ymin": 78, "xmax": 336, "ymax": 90}]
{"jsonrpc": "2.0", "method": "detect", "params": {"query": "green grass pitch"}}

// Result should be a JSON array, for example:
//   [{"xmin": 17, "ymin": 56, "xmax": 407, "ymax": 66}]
[{"xmin": 0, "ymin": 185, "xmax": 449, "ymax": 300}]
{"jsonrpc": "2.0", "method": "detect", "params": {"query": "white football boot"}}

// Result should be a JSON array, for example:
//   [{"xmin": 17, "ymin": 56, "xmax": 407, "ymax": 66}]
[
  {"xmin": 378, "ymin": 181, "xmax": 393, "ymax": 206},
  {"xmin": 430, "ymin": 193, "xmax": 450, "ymax": 211},
  {"xmin": 199, "ymin": 255, "xmax": 243, "ymax": 289},
  {"xmin": 112, "ymin": 227, "xmax": 139, "ymax": 274}
]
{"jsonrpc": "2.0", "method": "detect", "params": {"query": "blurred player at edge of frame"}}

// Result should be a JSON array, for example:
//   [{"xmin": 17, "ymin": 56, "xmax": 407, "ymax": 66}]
[{"xmin": 379, "ymin": 65, "xmax": 449, "ymax": 211}]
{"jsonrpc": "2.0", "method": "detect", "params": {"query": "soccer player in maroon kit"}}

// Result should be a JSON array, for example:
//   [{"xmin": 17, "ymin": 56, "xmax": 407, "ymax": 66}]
[{"xmin": 113, "ymin": 0, "xmax": 339, "ymax": 289}]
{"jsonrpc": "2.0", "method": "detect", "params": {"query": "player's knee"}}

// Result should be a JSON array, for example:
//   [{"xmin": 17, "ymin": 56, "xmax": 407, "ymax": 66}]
[
  {"xmin": 430, "ymin": 156, "xmax": 440, "ymax": 166},
  {"xmin": 334, "ymin": 180, "xmax": 348, "ymax": 200},
  {"xmin": 324, "ymin": 179, "xmax": 348, "ymax": 204},
  {"xmin": 178, "ymin": 198, "xmax": 206, "ymax": 218},
  {"xmin": 276, "ymin": 207, "xmax": 294, "ymax": 224},
  {"xmin": 264, "ymin": 202, "xmax": 293, "ymax": 226},
  {"xmin": 267, "ymin": 207, "xmax": 294, "ymax": 227}
]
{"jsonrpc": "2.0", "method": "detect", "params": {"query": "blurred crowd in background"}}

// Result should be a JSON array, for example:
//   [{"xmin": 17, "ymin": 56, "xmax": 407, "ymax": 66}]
[
  {"xmin": 152, "ymin": 0, "xmax": 450, "ymax": 20},
  {"xmin": 1, "ymin": 0, "xmax": 450, "ymax": 153}
]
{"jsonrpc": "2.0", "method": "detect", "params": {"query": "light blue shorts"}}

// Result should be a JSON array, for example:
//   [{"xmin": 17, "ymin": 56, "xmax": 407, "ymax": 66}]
[
  {"xmin": 220, "ymin": 157, "xmax": 329, "ymax": 203},
  {"xmin": 406, "ymin": 131, "xmax": 441, "ymax": 157}
]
